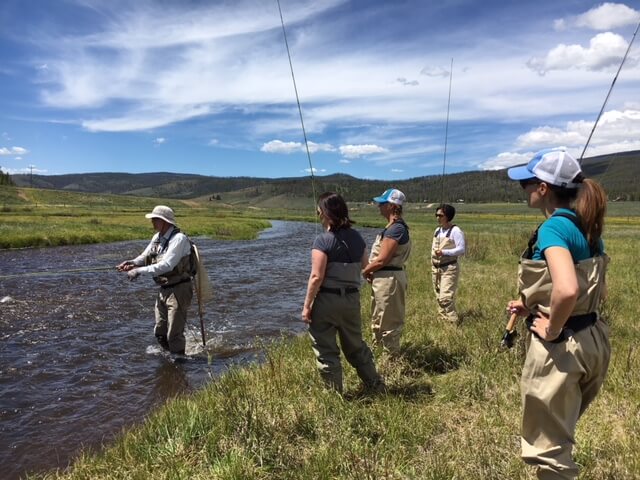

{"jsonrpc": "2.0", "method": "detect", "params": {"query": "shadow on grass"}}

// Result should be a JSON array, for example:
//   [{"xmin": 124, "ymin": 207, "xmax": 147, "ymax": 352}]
[
  {"xmin": 344, "ymin": 378, "xmax": 433, "ymax": 402},
  {"xmin": 458, "ymin": 306, "xmax": 487, "ymax": 325},
  {"xmin": 399, "ymin": 341, "xmax": 465, "ymax": 375}
]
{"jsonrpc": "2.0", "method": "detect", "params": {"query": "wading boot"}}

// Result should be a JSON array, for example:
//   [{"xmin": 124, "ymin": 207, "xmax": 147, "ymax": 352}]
[{"xmin": 155, "ymin": 335, "xmax": 170, "ymax": 351}]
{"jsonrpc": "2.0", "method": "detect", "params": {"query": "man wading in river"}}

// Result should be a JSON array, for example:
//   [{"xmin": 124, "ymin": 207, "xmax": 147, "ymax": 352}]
[{"xmin": 117, "ymin": 205, "xmax": 194, "ymax": 355}]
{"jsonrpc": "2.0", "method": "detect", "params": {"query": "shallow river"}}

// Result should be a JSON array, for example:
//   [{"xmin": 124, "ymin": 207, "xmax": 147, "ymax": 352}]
[{"xmin": 0, "ymin": 220, "xmax": 377, "ymax": 479}]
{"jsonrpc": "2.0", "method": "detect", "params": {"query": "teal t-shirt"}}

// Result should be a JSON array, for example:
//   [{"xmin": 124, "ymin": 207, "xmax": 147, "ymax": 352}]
[{"xmin": 533, "ymin": 209, "xmax": 604, "ymax": 261}]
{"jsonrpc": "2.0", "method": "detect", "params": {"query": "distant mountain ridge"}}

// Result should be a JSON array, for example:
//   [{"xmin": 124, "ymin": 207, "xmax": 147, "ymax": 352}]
[{"xmin": 11, "ymin": 150, "xmax": 640, "ymax": 203}]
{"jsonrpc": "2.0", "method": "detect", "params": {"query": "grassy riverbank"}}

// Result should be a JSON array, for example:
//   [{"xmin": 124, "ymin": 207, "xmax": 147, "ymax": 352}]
[
  {"xmin": 27, "ymin": 205, "xmax": 640, "ymax": 479},
  {"xmin": 0, "ymin": 186, "xmax": 271, "ymax": 247}
]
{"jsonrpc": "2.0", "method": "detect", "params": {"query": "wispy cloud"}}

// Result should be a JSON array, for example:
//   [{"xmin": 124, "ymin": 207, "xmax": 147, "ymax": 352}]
[
  {"xmin": 0, "ymin": 146, "xmax": 29, "ymax": 156},
  {"xmin": 3, "ymin": 0, "xmax": 639, "ymax": 178},
  {"xmin": 396, "ymin": 77, "xmax": 419, "ymax": 86},
  {"xmin": 1, "ymin": 166, "xmax": 47, "ymax": 174},
  {"xmin": 420, "ymin": 65, "xmax": 450, "ymax": 78}
]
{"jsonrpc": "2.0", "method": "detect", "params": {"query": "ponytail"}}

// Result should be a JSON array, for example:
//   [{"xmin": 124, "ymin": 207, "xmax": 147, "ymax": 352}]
[{"xmin": 574, "ymin": 178, "xmax": 607, "ymax": 253}]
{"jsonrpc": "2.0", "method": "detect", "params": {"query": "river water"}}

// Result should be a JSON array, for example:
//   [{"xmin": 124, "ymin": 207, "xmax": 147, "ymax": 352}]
[{"xmin": 0, "ymin": 220, "xmax": 377, "ymax": 479}]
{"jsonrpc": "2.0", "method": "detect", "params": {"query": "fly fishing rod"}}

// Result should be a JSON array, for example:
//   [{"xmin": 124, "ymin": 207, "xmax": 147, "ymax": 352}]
[
  {"xmin": 440, "ymin": 58, "xmax": 454, "ymax": 204},
  {"xmin": 276, "ymin": 0, "xmax": 318, "ymax": 212},
  {"xmin": 0, "ymin": 265, "xmax": 115, "ymax": 280},
  {"xmin": 579, "ymin": 19, "xmax": 639, "ymax": 162}
]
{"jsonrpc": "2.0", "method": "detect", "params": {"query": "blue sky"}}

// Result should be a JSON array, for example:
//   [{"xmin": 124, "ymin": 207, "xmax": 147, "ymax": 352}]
[{"xmin": 1, "ymin": 1, "xmax": 639, "ymax": 180}]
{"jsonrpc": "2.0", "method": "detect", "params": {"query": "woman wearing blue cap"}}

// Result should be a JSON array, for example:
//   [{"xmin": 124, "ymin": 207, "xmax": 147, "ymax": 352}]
[
  {"xmin": 362, "ymin": 188, "xmax": 411, "ymax": 355},
  {"xmin": 506, "ymin": 148, "xmax": 610, "ymax": 480}
]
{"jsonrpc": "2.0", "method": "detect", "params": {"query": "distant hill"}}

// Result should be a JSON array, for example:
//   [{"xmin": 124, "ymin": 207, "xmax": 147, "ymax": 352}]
[{"xmin": 10, "ymin": 150, "xmax": 640, "ymax": 204}]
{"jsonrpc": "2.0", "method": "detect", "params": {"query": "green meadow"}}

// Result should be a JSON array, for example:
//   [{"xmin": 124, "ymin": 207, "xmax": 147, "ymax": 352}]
[
  {"xmin": 2, "ymin": 186, "xmax": 638, "ymax": 479},
  {"xmin": 0, "ymin": 186, "xmax": 271, "ymax": 248}
]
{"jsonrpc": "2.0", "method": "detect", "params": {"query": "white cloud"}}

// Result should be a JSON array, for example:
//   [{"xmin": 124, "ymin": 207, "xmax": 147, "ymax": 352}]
[
  {"xmin": 261, "ymin": 140, "xmax": 334, "ymax": 154},
  {"xmin": 153, "ymin": 137, "xmax": 166, "ymax": 144},
  {"xmin": 478, "ymin": 151, "xmax": 534, "ymax": 171},
  {"xmin": 261, "ymin": 140, "xmax": 300, "ymax": 154},
  {"xmin": 339, "ymin": 159, "xmax": 351, "ymax": 164},
  {"xmin": 0, "ymin": 146, "xmax": 29, "ymax": 156},
  {"xmin": 208, "ymin": 138, "xmax": 219, "ymax": 146},
  {"xmin": 573, "ymin": 3, "xmax": 640, "ymax": 30},
  {"xmin": 517, "ymin": 109, "xmax": 640, "ymax": 149},
  {"xmin": 527, "ymin": 32, "xmax": 633, "ymax": 75},
  {"xmin": 339, "ymin": 144, "xmax": 389, "ymax": 158},
  {"xmin": 1, "ymin": 166, "xmax": 47, "ymax": 174},
  {"xmin": 391, "ymin": 168, "xmax": 404, "ymax": 172},
  {"xmin": 302, "ymin": 167, "xmax": 326, "ymax": 174},
  {"xmin": 480, "ymin": 108, "xmax": 640, "ymax": 169},
  {"xmin": 516, "ymin": 127, "xmax": 584, "ymax": 148}
]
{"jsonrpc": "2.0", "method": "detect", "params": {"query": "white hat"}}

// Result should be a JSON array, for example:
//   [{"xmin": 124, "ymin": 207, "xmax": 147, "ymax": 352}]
[
  {"xmin": 507, "ymin": 147, "xmax": 582, "ymax": 188},
  {"xmin": 372, "ymin": 188, "xmax": 406, "ymax": 205},
  {"xmin": 145, "ymin": 205, "xmax": 176, "ymax": 225}
]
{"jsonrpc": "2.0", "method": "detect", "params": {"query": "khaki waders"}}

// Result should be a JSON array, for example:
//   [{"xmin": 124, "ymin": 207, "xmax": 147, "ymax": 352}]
[
  {"xmin": 369, "ymin": 230, "xmax": 411, "ymax": 354},
  {"xmin": 518, "ymin": 253, "xmax": 610, "ymax": 480},
  {"xmin": 431, "ymin": 229, "xmax": 460, "ymax": 323}
]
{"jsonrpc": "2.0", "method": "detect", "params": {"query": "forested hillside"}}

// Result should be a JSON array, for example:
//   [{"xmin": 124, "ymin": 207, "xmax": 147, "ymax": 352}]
[{"xmin": 10, "ymin": 150, "xmax": 640, "ymax": 203}]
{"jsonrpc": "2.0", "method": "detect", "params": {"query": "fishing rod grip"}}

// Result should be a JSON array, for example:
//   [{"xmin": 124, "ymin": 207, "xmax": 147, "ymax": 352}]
[{"xmin": 506, "ymin": 312, "xmax": 518, "ymax": 331}]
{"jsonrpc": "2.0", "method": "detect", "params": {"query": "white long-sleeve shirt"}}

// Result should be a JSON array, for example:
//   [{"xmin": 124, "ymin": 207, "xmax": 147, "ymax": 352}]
[
  {"xmin": 130, "ymin": 227, "xmax": 191, "ymax": 277},
  {"xmin": 434, "ymin": 225, "xmax": 466, "ymax": 257}
]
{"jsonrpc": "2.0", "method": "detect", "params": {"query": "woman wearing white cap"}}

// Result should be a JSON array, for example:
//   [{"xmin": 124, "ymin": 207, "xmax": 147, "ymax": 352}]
[
  {"xmin": 362, "ymin": 188, "xmax": 411, "ymax": 355},
  {"xmin": 116, "ymin": 205, "xmax": 194, "ymax": 355},
  {"xmin": 506, "ymin": 148, "xmax": 610, "ymax": 479}
]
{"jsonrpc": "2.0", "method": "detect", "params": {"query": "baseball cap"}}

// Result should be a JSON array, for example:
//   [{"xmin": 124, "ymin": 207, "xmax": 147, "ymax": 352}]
[
  {"xmin": 372, "ymin": 188, "xmax": 406, "ymax": 205},
  {"xmin": 507, "ymin": 147, "xmax": 582, "ymax": 188}
]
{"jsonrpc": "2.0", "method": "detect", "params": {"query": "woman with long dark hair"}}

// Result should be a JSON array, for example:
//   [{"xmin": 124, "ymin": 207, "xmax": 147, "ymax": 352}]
[
  {"xmin": 302, "ymin": 192, "xmax": 384, "ymax": 393},
  {"xmin": 506, "ymin": 148, "xmax": 610, "ymax": 479}
]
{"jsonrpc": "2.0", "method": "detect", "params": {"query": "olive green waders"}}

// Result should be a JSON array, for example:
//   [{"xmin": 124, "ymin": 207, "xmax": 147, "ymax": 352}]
[{"xmin": 308, "ymin": 290, "xmax": 382, "ymax": 392}]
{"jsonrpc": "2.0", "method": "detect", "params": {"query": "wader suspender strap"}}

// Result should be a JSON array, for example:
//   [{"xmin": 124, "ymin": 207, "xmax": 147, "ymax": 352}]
[
  {"xmin": 158, "ymin": 227, "xmax": 181, "ymax": 253},
  {"xmin": 434, "ymin": 224, "xmax": 456, "ymax": 238},
  {"xmin": 332, "ymin": 229, "xmax": 354, "ymax": 263}
]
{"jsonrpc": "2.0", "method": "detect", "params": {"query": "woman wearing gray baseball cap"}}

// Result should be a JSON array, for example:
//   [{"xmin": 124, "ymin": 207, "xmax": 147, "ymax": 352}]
[
  {"xmin": 506, "ymin": 148, "xmax": 610, "ymax": 479},
  {"xmin": 362, "ymin": 188, "xmax": 411, "ymax": 356}
]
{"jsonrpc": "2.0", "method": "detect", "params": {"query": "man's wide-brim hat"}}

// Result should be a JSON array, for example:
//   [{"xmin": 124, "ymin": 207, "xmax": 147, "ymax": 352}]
[{"xmin": 145, "ymin": 205, "xmax": 176, "ymax": 225}]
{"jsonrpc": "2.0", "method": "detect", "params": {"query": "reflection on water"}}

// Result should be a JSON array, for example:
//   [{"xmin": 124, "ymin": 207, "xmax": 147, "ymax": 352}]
[{"xmin": 0, "ymin": 220, "xmax": 382, "ymax": 479}]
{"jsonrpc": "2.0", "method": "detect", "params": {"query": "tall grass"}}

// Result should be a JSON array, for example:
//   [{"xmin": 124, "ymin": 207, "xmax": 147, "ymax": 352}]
[
  {"xmin": 0, "ymin": 186, "xmax": 271, "ymax": 247},
  {"xmin": 27, "ymin": 213, "xmax": 640, "ymax": 479}
]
